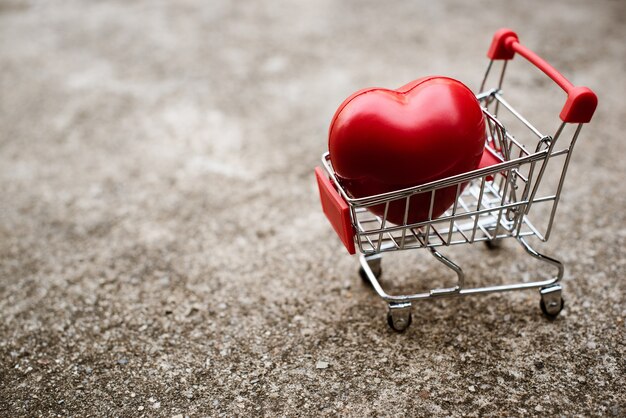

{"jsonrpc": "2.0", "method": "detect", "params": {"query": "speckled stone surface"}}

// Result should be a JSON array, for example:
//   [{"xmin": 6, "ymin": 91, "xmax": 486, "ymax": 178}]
[{"xmin": 1, "ymin": 0, "xmax": 624, "ymax": 416}]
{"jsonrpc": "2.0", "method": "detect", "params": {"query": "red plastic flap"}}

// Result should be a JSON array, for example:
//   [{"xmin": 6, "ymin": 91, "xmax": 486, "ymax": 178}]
[
  {"xmin": 479, "ymin": 148, "xmax": 503, "ymax": 169},
  {"xmin": 315, "ymin": 167, "xmax": 355, "ymax": 254},
  {"xmin": 478, "ymin": 148, "xmax": 504, "ymax": 181}
]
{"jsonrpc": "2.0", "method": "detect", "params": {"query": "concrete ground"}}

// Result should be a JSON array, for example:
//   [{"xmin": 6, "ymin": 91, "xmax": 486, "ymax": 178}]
[{"xmin": 1, "ymin": 0, "xmax": 624, "ymax": 416}]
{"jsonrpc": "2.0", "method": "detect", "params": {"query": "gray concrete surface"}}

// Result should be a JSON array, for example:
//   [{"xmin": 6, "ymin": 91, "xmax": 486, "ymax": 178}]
[{"xmin": 1, "ymin": 0, "xmax": 625, "ymax": 416}]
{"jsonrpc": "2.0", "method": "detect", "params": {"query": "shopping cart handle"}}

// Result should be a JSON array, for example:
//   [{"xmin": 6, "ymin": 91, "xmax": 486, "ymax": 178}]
[{"xmin": 487, "ymin": 28, "xmax": 597, "ymax": 124}]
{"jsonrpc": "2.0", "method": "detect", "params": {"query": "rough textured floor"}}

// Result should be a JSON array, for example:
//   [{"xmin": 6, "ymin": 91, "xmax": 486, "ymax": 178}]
[{"xmin": 1, "ymin": 0, "xmax": 625, "ymax": 416}]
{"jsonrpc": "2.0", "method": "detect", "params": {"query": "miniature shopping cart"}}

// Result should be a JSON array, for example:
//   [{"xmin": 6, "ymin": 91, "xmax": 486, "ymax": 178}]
[{"xmin": 315, "ymin": 28, "xmax": 597, "ymax": 331}]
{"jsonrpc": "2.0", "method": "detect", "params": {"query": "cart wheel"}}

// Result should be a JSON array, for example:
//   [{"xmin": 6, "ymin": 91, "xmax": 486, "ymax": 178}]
[
  {"xmin": 387, "ymin": 310, "xmax": 412, "ymax": 332},
  {"xmin": 359, "ymin": 265, "xmax": 381, "ymax": 287},
  {"xmin": 540, "ymin": 297, "xmax": 564, "ymax": 319},
  {"xmin": 386, "ymin": 303, "xmax": 412, "ymax": 332},
  {"xmin": 539, "ymin": 285, "xmax": 564, "ymax": 319}
]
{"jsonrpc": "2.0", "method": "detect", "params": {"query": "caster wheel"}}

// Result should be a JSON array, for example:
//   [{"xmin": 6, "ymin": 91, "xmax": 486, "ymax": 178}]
[
  {"xmin": 540, "ymin": 297, "xmax": 564, "ymax": 320},
  {"xmin": 387, "ymin": 309, "xmax": 412, "ymax": 332},
  {"xmin": 359, "ymin": 266, "xmax": 381, "ymax": 287}
]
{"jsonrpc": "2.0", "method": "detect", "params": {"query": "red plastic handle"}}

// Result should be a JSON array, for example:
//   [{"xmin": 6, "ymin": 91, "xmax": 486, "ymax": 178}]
[{"xmin": 487, "ymin": 28, "xmax": 597, "ymax": 124}]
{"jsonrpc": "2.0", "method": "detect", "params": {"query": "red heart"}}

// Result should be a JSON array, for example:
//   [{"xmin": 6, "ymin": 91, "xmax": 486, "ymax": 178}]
[{"xmin": 329, "ymin": 76, "xmax": 485, "ymax": 225}]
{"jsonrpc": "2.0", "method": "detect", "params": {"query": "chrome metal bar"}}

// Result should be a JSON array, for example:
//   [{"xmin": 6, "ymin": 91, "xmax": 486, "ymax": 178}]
[
  {"xmin": 429, "ymin": 224, "xmax": 446, "ymax": 246},
  {"xmin": 520, "ymin": 216, "xmax": 546, "ymax": 242},
  {"xmin": 494, "ymin": 93, "xmax": 544, "ymax": 139},
  {"xmin": 518, "ymin": 237, "xmax": 564, "ymax": 284},
  {"xmin": 544, "ymin": 124, "xmax": 584, "ymax": 240},
  {"xmin": 471, "ymin": 176, "xmax": 487, "ymax": 242},
  {"xmin": 524, "ymin": 122, "xmax": 566, "ymax": 214},
  {"xmin": 493, "ymin": 168, "xmax": 513, "ymax": 238},
  {"xmin": 497, "ymin": 60, "xmax": 507, "ymax": 91},
  {"xmin": 531, "ymin": 195, "xmax": 557, "ymax": 203},
  {"xmin": 476, "ymin": 88, "xmax": 498, "ymax": 102},
  {"xmin": 452, "ymin": 220, "xmax": 470, "ymax": 243},
  {"xmin": 487, "ymin": 116, "xmax": 499, "ymax": 153},
  {"xmin": 355, "ymin": 212, "xmax": 377, "ymax": 253},
  {"xmin": 494, "ymin": 61, "xmax": 507, "ymax": 116},
  {"xmin": 376, "ymin": 202, "xmax": 390, "ymax": 252},
  {"xmin": 409, "ymin": 227, "xmax": 425, "ymax": 245},
  {"xmin": 447, "ymin": 183, "xmax": 462, "ymax": 245},
  {"xmin": 424, "ymin": 190, "xmax": 436, "ymax": 246},
  {"xmin": 479, "ymin": 60, "xmax": 494, "ymax": 92},
  {"xmin": 504, "ymin": 131, "xmax": 530, "ymax": 157},
  {"xmin": 429, "ymin": 246, "xmax": 464, "ymax": 291},
  {"xmin": 386, "ymin": 232, "xmax": 399, "ymax": 249},
  {"xmin": 477, "ymin": 222, "xmax": 494, "ymax": 241},
  {"xmin": 400, "ymin": 196, "xmax": 410, "ymax": 249},
  {"xmin": 515, "ymin": 159, "xmax": 537, "ymax": 236}
]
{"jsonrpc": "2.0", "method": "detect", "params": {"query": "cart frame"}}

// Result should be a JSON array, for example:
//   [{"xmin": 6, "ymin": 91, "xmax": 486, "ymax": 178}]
[{"xmin": 315, "ymin": 28, "xmax": 597, "ymax": 331}]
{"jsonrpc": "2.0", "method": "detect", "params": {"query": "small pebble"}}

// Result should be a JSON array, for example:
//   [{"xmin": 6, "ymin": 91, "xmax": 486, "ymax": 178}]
[
  {"xmin": 138, "ymin": 405, "xmax": 144, "ymax": 411},
  {"xmin": 316, "ymin": 361, "xmax": 329, "ymax": 369},
  {"xmin": 468, "ymin": 385, "xmax": 476, "ymax": 392},
  {"xmin": 117, "ymin": 358, "xmax": 129, "ymax": 365}
]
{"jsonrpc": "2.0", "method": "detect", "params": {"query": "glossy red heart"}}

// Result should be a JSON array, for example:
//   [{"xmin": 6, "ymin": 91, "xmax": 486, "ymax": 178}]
[{"xmin": 329, "ymin": 76, "xmax": 485, "ymax": 225}]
